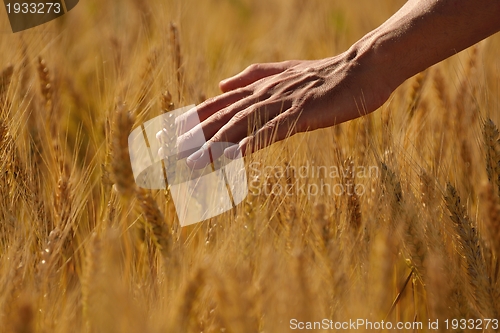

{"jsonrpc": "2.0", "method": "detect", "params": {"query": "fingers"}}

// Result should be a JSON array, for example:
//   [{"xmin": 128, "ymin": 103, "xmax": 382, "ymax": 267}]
[
  {"xmin": 185, "ymin": 142, "xmax": 234, "ymax": 170},
  {"xmin": 219, "ymin": 61, "xmax": 297, "ymax": 93},
  {"xmin": 168, "ymin": 89, "xmax": 253, "ymax": 158},
  {"xmin": 175, "ymin": 97, "xmax": 258, "ymax": 159},
  {"xmin": 224, "ymin": 106, "xmax": 302, "ymax": 158},
  {"xmin": 194, "ymin": 88, "xmax": 252, "ymax": 124},
  {"xmin": 156, "ymin": 89, "xmax": 271, "ymax": 163},
  {"xmin": 196, "ymin": 97, "xmax": 291, "ymax": 145},
  {"xmin": 183, "ymin": 101, "xmax": 293, "ymax": 169},
  {"xmin": 185, "ymin": 104, "xmax": 300, "ymax": 169}
]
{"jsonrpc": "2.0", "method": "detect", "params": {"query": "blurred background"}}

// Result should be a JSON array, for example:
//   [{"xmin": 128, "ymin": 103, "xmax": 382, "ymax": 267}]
[{"xmin": 1, "ymin": 1, "xmax": 500, "ymax": 332}]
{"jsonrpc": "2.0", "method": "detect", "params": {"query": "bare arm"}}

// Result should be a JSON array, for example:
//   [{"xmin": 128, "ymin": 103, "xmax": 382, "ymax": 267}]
[
  {"xmin": 163, "ymin": 0, "xmax": 500, "ymax": 168},
  {"xmin": 361, "ymin": 0, "xmax": 500, "ymax": 90}
]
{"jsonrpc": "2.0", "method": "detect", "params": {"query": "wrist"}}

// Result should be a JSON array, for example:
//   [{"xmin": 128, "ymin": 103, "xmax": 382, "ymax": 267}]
[
  {"xmin": 348, "ymin": 0, "xmax": 500, "ymax": 93},
  {"xmin": 345, "ymin": 30, "xmax": 403, "ymax": 96}
]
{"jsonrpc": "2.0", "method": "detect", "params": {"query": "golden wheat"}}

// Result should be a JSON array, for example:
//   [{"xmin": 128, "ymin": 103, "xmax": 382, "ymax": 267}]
[{"xmin": 0, "ymin": 0, "xmax": 499, "ymax": 331}]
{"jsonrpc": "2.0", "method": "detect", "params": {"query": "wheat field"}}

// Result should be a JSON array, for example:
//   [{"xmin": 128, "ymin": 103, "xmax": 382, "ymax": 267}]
[{"xmin": 1, "ymin": 0, "xmax": 500, "ymax": 332}]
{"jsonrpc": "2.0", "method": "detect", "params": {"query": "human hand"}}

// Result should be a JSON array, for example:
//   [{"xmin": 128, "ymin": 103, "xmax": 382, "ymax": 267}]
[
  {"xmin": 156, "ymin": 0, "xmax": 500, "ymax": 170},
  {"xmin": 159, "ymin": 50, "xmax": 395, "ymax": 169}
]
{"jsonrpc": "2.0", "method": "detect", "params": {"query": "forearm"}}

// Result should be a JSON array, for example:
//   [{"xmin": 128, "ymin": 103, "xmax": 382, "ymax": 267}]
[{"xmin": 352, "ymin": 0, "xmax": 500, "ymax": 90}]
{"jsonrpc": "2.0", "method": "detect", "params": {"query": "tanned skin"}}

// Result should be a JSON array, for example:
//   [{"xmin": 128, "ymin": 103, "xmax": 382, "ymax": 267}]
[{"xmin": 158, "ymin": 0, "xmax": 500, "ymax": 169}]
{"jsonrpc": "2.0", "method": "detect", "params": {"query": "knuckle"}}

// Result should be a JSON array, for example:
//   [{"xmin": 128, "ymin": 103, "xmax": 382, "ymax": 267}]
[
  {"xmin": 303, "ymin": 71, "xmax": 322, "ymax": 82},
  {"xmin": 234, "ymin": 86, "xmax": 252, "ymax": 96},
  {"xmin": 210, "ymin": 134, "xmax": 221, "ymax": 143},
  {"xmin": 210, "ymin": 94, "xmax": 228, "ymax": 104},
  {"xmin": 215, "ymin": 104, "xmax": 240, "ymax": 123},
  {"xmin": 210, "ymin": 128, "xmax": 228, "ymax": 143},
  {"xmin": 230, "ymin": 110, "xmax": 247, "ymax": 125},
  {"xmin": 212, "ymin": 110, "xmax": 227, "ymax": 124},
  {"xmin": 304, "ymin": 67, "xmax": 315, "ymax": 73},
  {"xmin": 255, "ymin": 80, "xmax": 279, "ymax": 96},
  {"xmin": 261, "ymin": 120, "xmax": 277, "ymax": 132},
  {"xmin": 255, "ymin": 86, "xmax": 273, "ymax": 100},
  {"xmin": 246, "ymin": 63, "xmax": 261, "ymax": 72}
]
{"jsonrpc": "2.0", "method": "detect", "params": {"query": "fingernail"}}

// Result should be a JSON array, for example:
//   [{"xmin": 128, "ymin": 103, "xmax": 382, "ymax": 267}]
[
  {"xmin": 187, "ymin": 149, "xmax": 205, "ymax": 162},
  {"xmin": 224, "ymin": 145, "xmax": 241, "ymax": 159},
  {"xmin": 186, "ymin": 147, "xmax": 212, "ymax": 169}
]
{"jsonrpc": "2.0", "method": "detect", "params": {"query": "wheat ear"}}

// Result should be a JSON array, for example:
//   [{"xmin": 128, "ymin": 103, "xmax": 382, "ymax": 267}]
[{"xmin": 445, "ymin": 183, "xmax": 498, "ymax": 318}]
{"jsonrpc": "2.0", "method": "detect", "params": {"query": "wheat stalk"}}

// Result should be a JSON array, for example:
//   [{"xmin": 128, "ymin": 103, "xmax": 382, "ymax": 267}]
[
  {"xmin": 344, "ymin": 159, "xmax": 362, "ymax": 236},
  {"xmin": 432, "ymin": 67, "xmax": 450, "ymax": 110},
  {"xmin": 480, "ymin": 183, "xmax": 500, "ymax": 258},
  {"xmin": 0, "ymin": 65, "xmax": 14, "ymax": 112},
  {"xmin": 407, "ymin": 70, "xmax": 427, "ymax": 119},
  {"xmin": 82, "ymin": 232, "xmax": 101, "ymax": 326},
  {"xmin": 36, "ymin": 57, "xmax": 52, "ymax": 112},
  {"xmin": 135, "ymin": 188, "xmax": 171, "ymax": 258},
  {"xmin": 445, "ymin": 183, "xmax": 498, "ymax": 318},
  {"xmin": 170, "ymin": 22, "xmax": 184, "ymax": 101},
  {"xmin": 0, "ymin": 120, "xmax": 7, "ymax": 151},
  {"xmin": 111, "ymin": 102, "xmax": 136, "ymax": 197},
  {"xmin": 161, "ymin": 90, "xmax": 175, "ymax": 112},
  {"xmin": 483, "ymin": 118, "xmax": 500, "ymax": 196},
  {"xmin": 170, "ymin": 267, "xmax": 205, "ymax": 333}
]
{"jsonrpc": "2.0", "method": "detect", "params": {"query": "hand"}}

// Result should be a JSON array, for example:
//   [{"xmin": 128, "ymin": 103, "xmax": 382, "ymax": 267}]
[
  {"xmin": 172, "ymin": 51, "xmax": 394, "ymax": 169},
  {"xmin": 157, "ymin": 0, "xmax": 500, "ymax": 170}
]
